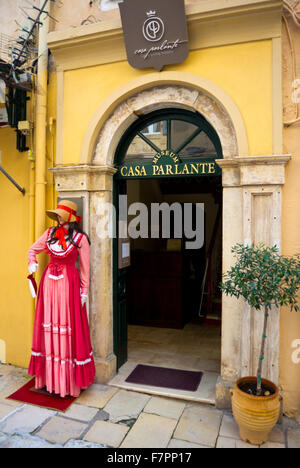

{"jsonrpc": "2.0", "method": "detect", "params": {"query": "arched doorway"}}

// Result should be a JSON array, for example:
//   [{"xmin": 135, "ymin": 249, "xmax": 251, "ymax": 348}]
[{"xmin": 113, "ymin": 108, "xmax": 223, "ymax": 395}]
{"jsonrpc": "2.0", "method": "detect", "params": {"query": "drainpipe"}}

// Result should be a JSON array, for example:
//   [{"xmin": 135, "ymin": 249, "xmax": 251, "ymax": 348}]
[
  {"xmin": 28, "ymin": 72, "xmax": 36, "ymax": 248},
  {"xmin": 35, "ymin": 1, "xmax": 49, "ymax": 244},
  {"xmin": 28, "ymin": 148, "xmax": 36, "ymax": 331},
  {"xmin": 29, "ymin": 158, "xmax": 35, "ymax": 246}
]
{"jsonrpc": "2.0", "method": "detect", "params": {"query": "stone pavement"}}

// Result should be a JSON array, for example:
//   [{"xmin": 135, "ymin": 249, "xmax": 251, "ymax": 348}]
[{"xmin": 0, "ymin": 364, "xmax": 299, "ymax": 449}]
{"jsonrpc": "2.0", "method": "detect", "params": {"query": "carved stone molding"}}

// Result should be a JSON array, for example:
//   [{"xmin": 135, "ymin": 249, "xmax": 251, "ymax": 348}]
[
  {"xmin": 216, "ymin": 154, "xmax": 291, "ymax": 187},
  {"xmin": 50, "ymin": 165, "xmax": 117, "ymax": 192},
  {"xmin": 216, "ymin": 153, "xmax": 291, "ymax": 407}
]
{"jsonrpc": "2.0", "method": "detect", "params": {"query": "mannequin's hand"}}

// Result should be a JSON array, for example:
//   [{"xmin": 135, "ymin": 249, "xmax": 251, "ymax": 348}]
[
  {"xmin": 81, "ymin": 294, "xmax": 88, "ymax": 307},
  {"xmin": 28, "ymin": 263, "xmax": 38, "ymax": 275}
]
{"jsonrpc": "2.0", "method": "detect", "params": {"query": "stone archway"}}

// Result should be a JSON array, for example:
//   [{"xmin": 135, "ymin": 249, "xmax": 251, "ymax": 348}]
[
  {"xmin": 79, "ymin": 71, "xmax": 249, "ymax": 165},
  {"xmin": 92, "ymin": 85, "xmax": 239, "ymax": 165}
]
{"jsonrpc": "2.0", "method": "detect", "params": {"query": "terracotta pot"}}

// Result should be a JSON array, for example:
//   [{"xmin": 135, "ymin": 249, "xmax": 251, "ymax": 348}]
[{"xmin": 230, "ymin": 376, "xmax": 281, "ymax": 446}]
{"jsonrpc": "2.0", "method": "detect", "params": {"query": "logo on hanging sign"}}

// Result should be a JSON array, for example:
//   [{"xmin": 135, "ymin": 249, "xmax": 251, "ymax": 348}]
[
  {"xmin": 119, "ymin": 0, "xmax": 189, "ymax": 72},
  {"xmin": 143, "ymin": 11, "xmax": 165, "ymax": 42}
]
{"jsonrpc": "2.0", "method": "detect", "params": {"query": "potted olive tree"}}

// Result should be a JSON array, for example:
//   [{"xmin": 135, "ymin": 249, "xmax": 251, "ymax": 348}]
[{"xmin": 220, "ymin": 243, "xmax": 300, "ymax": 445}]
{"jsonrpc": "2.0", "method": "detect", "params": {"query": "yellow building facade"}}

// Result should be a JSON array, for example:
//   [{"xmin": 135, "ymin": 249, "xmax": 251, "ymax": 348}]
[{"xmin": 0, "ymin": 0, "xmax": 299, "ymax": 418}]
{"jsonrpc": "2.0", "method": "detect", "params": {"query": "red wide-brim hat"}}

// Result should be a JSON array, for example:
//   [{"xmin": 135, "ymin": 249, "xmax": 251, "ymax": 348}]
[{"xmin": 46, "ymin": 200, "xmax": 82, "ymax": 224}]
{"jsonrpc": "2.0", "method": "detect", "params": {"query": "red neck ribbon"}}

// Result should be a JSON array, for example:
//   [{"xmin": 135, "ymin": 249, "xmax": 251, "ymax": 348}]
[{"xmin": 55, "ymin": 223, "xmax": 69, "ymax": 250}]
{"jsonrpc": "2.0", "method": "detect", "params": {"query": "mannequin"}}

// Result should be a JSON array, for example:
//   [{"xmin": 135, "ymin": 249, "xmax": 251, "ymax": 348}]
[{"xmin": 27, "ymin": 200, "xmax": 95, "ymax": 397}]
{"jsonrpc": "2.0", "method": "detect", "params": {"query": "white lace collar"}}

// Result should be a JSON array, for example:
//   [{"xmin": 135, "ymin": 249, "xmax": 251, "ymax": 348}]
[{"xmin": 47, "ymin": 228, "xmax": 82, "ymax": 257}]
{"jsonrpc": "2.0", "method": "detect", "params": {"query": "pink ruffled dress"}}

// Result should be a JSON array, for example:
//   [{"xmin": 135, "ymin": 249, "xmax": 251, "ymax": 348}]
[{"xmin": 28, "ymin": 227, "xmax": 95, "ymax": 397}]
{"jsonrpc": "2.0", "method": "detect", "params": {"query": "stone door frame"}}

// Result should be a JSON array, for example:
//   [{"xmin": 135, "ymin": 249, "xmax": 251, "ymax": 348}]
[{"xmin": 51, "ymin": 72, "xmax": 290, "ymax": 407}]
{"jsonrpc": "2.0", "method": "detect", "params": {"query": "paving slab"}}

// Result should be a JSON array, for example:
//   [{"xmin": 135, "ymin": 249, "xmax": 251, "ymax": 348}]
[
  {"xmin": 0, "ymin": 369, "xmax": 28, "ymax": 394},
  {"xmin": 0, "ymin": 364, "xmax": 14, "ymax": 375},
  {"xmin": 120, "ymin": 413, "xmax": 178, "ymax": 448},
  {"xmin": 0, "ymin": 404, "xmax": 56, "ymax": 435},
  {"xmin": 64, "ymin": 438, "xmax": 107, "ymax": 448},
  {"xmin": 63, "ymin": 403, "xmax": 99, "ymax": 422},
  {"xmin": 35, "ymin": 415, "xmax": 88, "ymax": 445},
  {"xmin": 174, "ymin": 404, "xmax": 222, "ymax": 447},
  {"xmin": 0, "ymin": 366, "xmax": 28, "ymax": 382},
  {"xmin": 0, "ymin": 393, "xmax": 23, "ymax": 407},
  {"xmin": 216, "ymin": 436, "xmax": 258, "ymax": 448},
  {"xmin": 236, "ymin": 440, "xmax": 261, "ymax": 448},
  {"xmin": 287, "ymin": 428, "xmax": 300, "ymax": 448},
  {"xmin": 0, "ymin": 431, "xmax": 8, "ymax": 446},
  {"xmin": 103, "ymin": 389, "xmax": 151, "ymax": 423},
  {"xmin": 0, "ymin": 403, "xmax": 15, "ymax": 420},
  {"xmin": 219, "ymin": 414, "xmax": 240, "ymax": 439},
  {"xmin": 0, "ymin": 375, "xmax": 30, "ymax": 406},
  {"xmin": 260, "ymin": 442, "xmax": 285, "ymax": 448},
  {"xmin": 219, "ymin": 415, "xmax": 285, "ymax": 444},
  {"xmin": 216, "ymin": 436, "xmax": 237, "ymax": 448},
  {"xmin": 76, "ymin": 383, "xmax": 118, "ymax": 409},
  {"xmin": 83, "ymin": 420, "xmax": 129, "ymax": 448},
  {"xmin": 168, "ymin": 438, "xmax": 210, "ymax": 448},
  {"xmin": 143, "ymin": 396, "xmax": 186, "ymax": 420},
  {"xmin": 1, "ymin": 434, "xmax": 63, "ymax": 448},
  {"xmin": 268, "ymin": 425, "xmax": 285, "ymax": 444}
]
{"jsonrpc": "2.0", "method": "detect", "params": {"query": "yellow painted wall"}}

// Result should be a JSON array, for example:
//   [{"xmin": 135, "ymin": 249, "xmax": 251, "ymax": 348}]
[
  {"xmin": 62, "ymin": 40, "xmax": 273, "ymax": 165},
  {"xmin": 281, "ymin": 123, "xmax": 300, "ymax": 417},
  {"xmin": 0, "ymin": 127, "xmax": 33, "ymax": 367},
  {"xmin": 0, "ymin": 69, "xmax": 57, "ymax": 368},
  {"xmin": 280, "ymin": 15, "xmax": 300, "ymax": 420}
]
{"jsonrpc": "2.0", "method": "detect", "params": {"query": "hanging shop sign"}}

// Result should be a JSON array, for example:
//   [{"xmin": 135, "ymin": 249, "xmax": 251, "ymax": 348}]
[
  {"xmin": 116, "ymin": 151, "xmax": 221, "ymax": 179},
  {"xmin": 119, "ymin": 0, "xmax": 189, "ymax": 72}
]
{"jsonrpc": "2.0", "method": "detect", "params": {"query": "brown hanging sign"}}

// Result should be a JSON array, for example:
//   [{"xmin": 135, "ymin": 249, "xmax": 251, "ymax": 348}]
[{"xmin": 119, "ymin": 0, "xmax": 189, "ymax": 72}]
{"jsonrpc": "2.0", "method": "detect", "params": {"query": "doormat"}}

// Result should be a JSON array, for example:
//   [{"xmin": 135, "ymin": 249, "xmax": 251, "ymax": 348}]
[
  {"xmin": 125, "ymin": 364, "xmax": 203, "ymax": 392},
  {"xmin": 6, "ymin": 378, "xmax": 77, "ymax": 412}
]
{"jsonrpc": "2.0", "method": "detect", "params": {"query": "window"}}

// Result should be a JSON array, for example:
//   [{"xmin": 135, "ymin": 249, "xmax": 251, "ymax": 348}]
[
  {"xmin": 141, "ymin": 122, "xmax": 162, "ymax": 135},
  {"xmin": 115, "ymin": 109, "xmax": 222, "ymax": 165}
]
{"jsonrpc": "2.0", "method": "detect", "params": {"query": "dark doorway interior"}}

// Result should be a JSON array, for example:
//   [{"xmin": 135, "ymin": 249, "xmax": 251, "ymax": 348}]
[{"xmin": 122, "ymin": 176, "xmax": 222, "ymax": 375}]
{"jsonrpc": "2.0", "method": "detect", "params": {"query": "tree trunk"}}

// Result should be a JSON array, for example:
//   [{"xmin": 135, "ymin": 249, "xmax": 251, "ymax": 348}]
[{"xmin": 256, "ymin": 306, "xmax": 269, "ymax": 396}]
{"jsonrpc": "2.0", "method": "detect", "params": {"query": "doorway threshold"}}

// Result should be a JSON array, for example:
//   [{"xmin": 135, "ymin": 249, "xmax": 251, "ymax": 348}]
[{"xmin": 108, "ymin": 361, "xmax": 218, "ymax": 405}]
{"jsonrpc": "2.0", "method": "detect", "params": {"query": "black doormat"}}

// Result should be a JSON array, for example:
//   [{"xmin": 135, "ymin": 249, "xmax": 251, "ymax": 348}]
[{"xmin": 125, "ymin": 364, "xmax": 203, "ymax": 392}]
